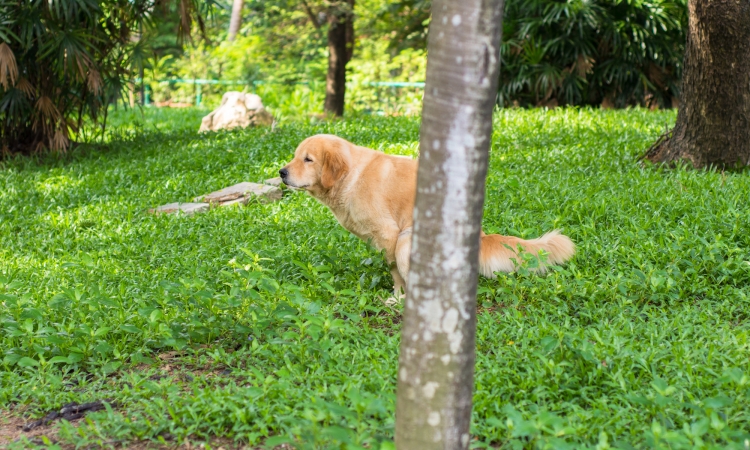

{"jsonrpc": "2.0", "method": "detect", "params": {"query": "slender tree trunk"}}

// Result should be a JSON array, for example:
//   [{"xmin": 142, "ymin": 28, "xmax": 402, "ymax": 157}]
[
  {"xmin": 345, "ymin": 0, "xmax": 355, "ymax": 63},
  {"xmin": 645, "ymin": 0, "xmax": 750, "ymax": 168},
  {"xmin": 395, "ymin": 0, "xmax": 504, "ymax": 448},
  {"xmin": 140, "ymin": 65, "xmax": 145, "ymax": 105},
  {"xmin": 324, "ymin": 0, "xmax": 354, "ymax": 116},
  {"xmin": 227, "ymin": 0, "xmax": 244, "ymax": 42}
]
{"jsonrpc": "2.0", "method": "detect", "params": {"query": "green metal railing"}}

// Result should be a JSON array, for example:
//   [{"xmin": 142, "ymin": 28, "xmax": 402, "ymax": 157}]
[{"xmin": 134, "ymin": 78, "xmax": 425, "ymax": 106}]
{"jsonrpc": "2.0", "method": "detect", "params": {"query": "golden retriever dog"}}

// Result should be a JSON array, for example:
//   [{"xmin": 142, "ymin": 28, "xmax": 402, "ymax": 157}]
[{"xmin": 279, "ymin": 134, "xmax": 575, "ymax": 296}]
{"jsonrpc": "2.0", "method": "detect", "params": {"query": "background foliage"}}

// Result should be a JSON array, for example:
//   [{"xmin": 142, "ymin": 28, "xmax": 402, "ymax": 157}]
[
  {"xmin": 0, "ymin": 0, "xmax": 212, "ymax": 155},
  {"xmin": 500, "ymin": 0, "xmax": 688, "ymax": 108},
  {"xmin": 142, "ymin": 0, "xmax": 428, "ymax": 115},
  {"xmin": 1, "ymin": 0, "xmax": 689, "ymax": 154},
  {"xmin": 153, "ymin": 0, "xmax": 686, "ymax": 109}
]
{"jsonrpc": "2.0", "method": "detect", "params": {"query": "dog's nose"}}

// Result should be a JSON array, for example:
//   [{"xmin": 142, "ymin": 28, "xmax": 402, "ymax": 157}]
[{"xmin": 279, "ymin": 168, "xmax": 288, "ymax": 178}]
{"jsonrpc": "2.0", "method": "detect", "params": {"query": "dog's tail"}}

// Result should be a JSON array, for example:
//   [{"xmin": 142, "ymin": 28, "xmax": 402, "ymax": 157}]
[{"xmin": 478, "ymin": 230, "xmax": 575, "ymax": 277}]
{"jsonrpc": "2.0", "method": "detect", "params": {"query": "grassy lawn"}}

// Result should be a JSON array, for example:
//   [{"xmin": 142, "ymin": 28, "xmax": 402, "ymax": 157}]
[{"xmin": 1, "ymin": 107, "xmax": 749, "ymax": 449}]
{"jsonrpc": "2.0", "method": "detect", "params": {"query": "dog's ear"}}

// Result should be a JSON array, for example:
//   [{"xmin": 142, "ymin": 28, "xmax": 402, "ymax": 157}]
[{"xmin": 321, "ymin": 148, "xmax": 348, "ymax": 189}]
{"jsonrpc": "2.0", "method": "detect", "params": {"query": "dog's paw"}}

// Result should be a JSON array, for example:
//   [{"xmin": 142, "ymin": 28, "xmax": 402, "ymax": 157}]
[{"xmin": 382, "ymin": 296, "xmax": 402, "ymax": 307}]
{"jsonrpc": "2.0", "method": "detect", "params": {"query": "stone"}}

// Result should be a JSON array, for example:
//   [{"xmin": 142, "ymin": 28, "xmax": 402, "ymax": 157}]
[
  {"xmin": 264, "ymin": 177, "xmax": 283, "ymax": 187},
  {"xmin": 149, "ymin": 202, "xmax": 209, "ymax": 215},
  {"xmin": 199, "ymin": 92, "xmax": 274, "ymax": 132},
  {"xmin": 195, "ymin": 182, "xmax": 282, "ymax": 204},
  {"xmin": 218, "ymin": 197, "xmax": 246, "ymax": 207}
]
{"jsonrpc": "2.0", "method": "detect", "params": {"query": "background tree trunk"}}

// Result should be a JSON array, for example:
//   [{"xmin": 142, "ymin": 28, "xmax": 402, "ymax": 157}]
[
  {"xmin": 227, "ymin": 0, "xmax": 244, "ymax": 42},
  {"xmin": 646, "ymin": 0, "xmax": 750, "ymax": 168},
  {"xmin": 345, "ymin": 0, "xmax": 355, "ymax": 63},
  {"xmin": 395, "ymin": 0, "xmax": 504, "ymax": 448},
  {"xmin": 324, "ymin": 0, "xmax": 354, "ymax": 116}
]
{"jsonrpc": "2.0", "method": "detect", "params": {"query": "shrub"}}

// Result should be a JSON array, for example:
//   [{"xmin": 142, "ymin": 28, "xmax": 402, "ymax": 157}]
[
  {"xmin": 0, "ymin": 0, "xmax": 209, "ymax": 155},
  {"xmin": 500, "ymin": 0, "xmax": 688, "ymax": 108},
  {"xmin": 366, "ymin": 0, "xmax": 688, "ymax": 108}
]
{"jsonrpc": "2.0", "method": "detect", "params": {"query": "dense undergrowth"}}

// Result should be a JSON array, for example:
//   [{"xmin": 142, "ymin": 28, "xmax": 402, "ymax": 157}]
[{"xmin": 1, "ymin": 108, "xmax": 749, "ymax": 449}]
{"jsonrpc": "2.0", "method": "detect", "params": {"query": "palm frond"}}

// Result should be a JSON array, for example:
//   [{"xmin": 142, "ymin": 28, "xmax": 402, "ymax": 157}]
[
  {"xmin": 0, "ymin": 42, "xmax": 17, "ymax": 89},
  {"xmin": 15, "ymin": 77, "xmax": 34, "ymax": 97},
  {"xmin": 1, "ymin": 0, "xmax": 212, "ymax": 155}
]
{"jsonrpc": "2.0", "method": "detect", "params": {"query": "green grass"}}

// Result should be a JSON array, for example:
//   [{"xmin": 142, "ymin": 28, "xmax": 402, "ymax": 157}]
[{"xmin": 1, "ymin": 107, "xmax": 749, "ymax": 449}]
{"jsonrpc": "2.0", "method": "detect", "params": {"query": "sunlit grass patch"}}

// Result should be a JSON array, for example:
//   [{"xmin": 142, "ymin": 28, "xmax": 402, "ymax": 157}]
[{"xmin": 1, "ymin": 107, "xmax": 749, "ymax": 449}]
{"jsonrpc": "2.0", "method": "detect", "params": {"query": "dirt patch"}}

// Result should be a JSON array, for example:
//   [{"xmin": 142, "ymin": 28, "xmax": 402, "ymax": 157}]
[
  {"xmin": 0, "ymin": 406, "xmax": 79, "ymax": 448},
  {"xmin": 0, "ymin": 400, "xmax": 117, "ymax": 448},
  {"xmin": 121, "ymin": 438, "xmax": 294, "ymax": 449},
  {"xmin": 2, "ymin": 410, "xmax": 288, "ymax": 449},
  {"xmin": 3, "ymin": 406, "xmax": 294, "ymax": 449}
]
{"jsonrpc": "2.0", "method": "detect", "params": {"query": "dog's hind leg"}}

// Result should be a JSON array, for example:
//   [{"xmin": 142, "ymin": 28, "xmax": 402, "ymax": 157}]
[
  {"xmin": 389, "ymin": 264, "xmax": 406, "ymax": 299},
  {"xmin": 393, "ymin": 228, "xmax": 412, "ymax": 296}
]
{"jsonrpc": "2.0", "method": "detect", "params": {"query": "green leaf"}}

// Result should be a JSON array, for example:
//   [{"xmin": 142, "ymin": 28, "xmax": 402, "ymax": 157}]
[
  {"xmin": 322, "ymin": 425, "xmax": 351, "ymax": 443},
  {"xmin": 20, "ymin": 308, "xmax": 44, "ymax": 322},
  {"xmin": 149, "ymin": 309, "xmax": 163, "ymax": 322},
  {"xmin": 102, "ymin": 361, "xmax": 122, "ymax": 374},
  {"xmin": 120, "ymin": 325, "xmax": 142, "ymax": 334},
  {"xmin": 49, "ymin": 356, "xmax": 71, "ymax": 364},
  {"xmin": 67, "ymin": 353, "xmax": 83, "ymax": 363},
  {"xmin": 3, "ymin": 354, "xmax": 21, "ymax": 366},
  {"xmin": 703, "ymin": 395, "xmax": 732, "ymax": 409},
  {"xmin": 17, "ymin": 356, "xmax": 39, "ymax": 368},
  {"xmin": 94, "ymin": 326, "xmax": 111, "ymax": 337},
  {"xmin": 264, "ymin": 436, "xmax": 293, "ymax": 448},
  {"xmin": 541, "ymin": 336, "xmax": 558, "ymax": 353}
]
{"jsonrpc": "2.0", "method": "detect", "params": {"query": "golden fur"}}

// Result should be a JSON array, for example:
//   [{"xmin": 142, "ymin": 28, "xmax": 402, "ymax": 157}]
[{"xmin": 279, "ymin": 134, "xmax": 575, "ymax": 295}]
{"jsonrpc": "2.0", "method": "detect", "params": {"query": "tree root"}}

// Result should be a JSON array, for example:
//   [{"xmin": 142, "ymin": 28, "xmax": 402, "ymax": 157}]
[{"xmin": 638, "ymin": 127, "xmax": 673, "ymax": 163}]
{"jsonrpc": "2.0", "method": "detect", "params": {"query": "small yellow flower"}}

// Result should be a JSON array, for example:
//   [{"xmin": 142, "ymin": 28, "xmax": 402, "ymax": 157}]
[{"xmin": 507, "ymin": 340, "xmax": 515, "ymax": 345}]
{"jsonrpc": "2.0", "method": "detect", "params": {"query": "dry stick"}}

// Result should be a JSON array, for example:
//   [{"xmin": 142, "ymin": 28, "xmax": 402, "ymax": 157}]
[{"xmin": 22, "ymin": 399, "xmax": 116, "ymax": 432}]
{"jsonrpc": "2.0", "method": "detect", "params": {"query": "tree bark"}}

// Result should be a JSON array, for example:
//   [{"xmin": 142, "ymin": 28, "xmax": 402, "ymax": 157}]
[
  {"xmin": 227, "ymin": 0, "xmax": 244, "ymax": 42},
  {"xmin": 345, "ymin": 0, "xmax": 355, "ymax": 63},
  {"xmin": 324, "ymin": 0, "xmax": 354, "ymax": 116},
  {"xmin": 395, "ymin": 0, "xmax": 504, "ymax": 448},
  {"xmin": 646, "ymin": 0, "xmax": 750, "ymax": 169}
]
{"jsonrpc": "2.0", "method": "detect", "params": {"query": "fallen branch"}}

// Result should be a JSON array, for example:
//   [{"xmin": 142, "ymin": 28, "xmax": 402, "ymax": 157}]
[{"xmin": 22, "ymin": 399, "xmax": 116, "ymax": 432}]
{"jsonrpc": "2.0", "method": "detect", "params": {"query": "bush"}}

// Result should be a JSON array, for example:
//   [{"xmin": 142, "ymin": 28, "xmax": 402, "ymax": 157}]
[
  {"xmin": 361, "ymin": 0, "xmax": 688, "ymax": 108},
  {"xmin": 0, "ymin": 0, "xmax": 209, "ymax": 155},
  {"xmin": 500, "ymin": 0, "xmax": 688, "ymax": 108}
]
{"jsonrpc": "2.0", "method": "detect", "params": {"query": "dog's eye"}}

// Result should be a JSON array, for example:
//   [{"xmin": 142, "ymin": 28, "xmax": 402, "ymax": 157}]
[{"xmin": 304, "ymin": 157, "xmax": 313, "ymax": 163}]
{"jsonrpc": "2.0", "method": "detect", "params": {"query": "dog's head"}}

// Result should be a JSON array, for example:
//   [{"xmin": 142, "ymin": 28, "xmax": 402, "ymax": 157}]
[{"xmin": 279, "ymin": 135, "xmax": 349, "ymax": 194}]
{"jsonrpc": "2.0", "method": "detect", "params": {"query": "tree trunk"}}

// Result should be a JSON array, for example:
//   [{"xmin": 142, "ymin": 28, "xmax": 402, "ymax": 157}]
[
  {"xmin": 227, "ymin": 0, "xmax": 244, "ymax": 42},
  {"xmin": 395, "ymin": 0, "xmax": 504, "ymax": 448},
  {"xmin": 646, "ymin": 0, "xmax": 750, "ymax": 169},
  {"xmin": 324, "ymin": 0, "xmax": 354, "ymax": 116},
  {"xmin": 345, "ymin": 0, "xmax": 355, "ymax": 63}
]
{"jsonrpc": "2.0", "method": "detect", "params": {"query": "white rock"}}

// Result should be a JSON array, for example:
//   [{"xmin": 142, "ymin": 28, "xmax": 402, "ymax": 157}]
[
  {"xmin": 149, "ymin": 202, "xmax": 209, "ymax": 215},
  {"xmin": 195, "ymin": 182, "xmax": 282, "ymax": 204},
  {"xmin": 199, "ymin": 92, "xmax": 274, "ymax": 132}
]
